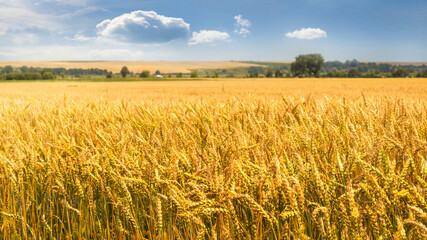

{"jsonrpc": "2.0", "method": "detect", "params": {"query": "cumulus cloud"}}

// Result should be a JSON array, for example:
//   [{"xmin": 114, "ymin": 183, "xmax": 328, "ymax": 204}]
[
  {"xmin": 188, "ymin": 30, "xmax": 231, "ymax": 45},
  {"xmin": 234, "ymin": 15, "xmax": 251, "ymax": 37},
  {"xmin": 96, "ymin": 11, "xmax": 191, "ymax": 43},
  {"xmin": 285, "ymin": 28, "xmax": 327, "ymax": 40}
]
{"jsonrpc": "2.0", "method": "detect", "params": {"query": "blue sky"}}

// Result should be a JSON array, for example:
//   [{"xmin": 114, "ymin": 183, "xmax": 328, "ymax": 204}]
[{"xmin": 0, "ymin": 0, "xmax": 426, "ymax": 61}]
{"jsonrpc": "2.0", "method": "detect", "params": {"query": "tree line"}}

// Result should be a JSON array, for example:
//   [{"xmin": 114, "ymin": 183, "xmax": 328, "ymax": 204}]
[
  {"xmin": 247, "ymin": 54, "xmax": 427, "ymax": 78},
  {"xmin": 2, "ymin": 59, "xmax": 427, "ymax": 80},
  {"xmin": 0, "ymin": 67, "xmax": 57, "ymax": 80},
  {"xmin": 0, "ymin": 65, "xmax": 109, "ymax": 80},
  {"xmin": 116, "ymin": 66, "xmax": 200, "ymax": 79}
]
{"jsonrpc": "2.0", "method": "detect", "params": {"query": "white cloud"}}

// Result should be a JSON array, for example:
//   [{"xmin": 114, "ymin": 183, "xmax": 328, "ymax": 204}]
[
  {"xmin": 0, "ymin": 5, "xmax": 54, "ymax": 30},
  {"xmin": 96, "ymin": 11, "xmax": 191, "ymax": 43},
  {"xmin": 41, "ymin": 0, "xmax": 90, "ymax": 6},
  {"xmin": 0, "ymin": 0, "xmax": 64, "ymax": 45},
  {"xmin": 285, "ymin": 28, "xmax": 327, "ymax": 40},
  {"xmin": 188, "ymin": 30, "xmax": 231, "ymax": 45},
  {"xmin": 234, "ymin": 15, "xmax": 251, "ymax": 37},
  {"xmin": 60, "ymin": 6, "xmax": 107, "ymax": 19},
  {"xmin": 234, "ymin": 28, "xmax": 250, "ymax": 36},
  {"xmin": 234, "ymin": 15, "xmax": 251, "ymax": 28},
  {"xmin": 67, "ymin": 34, "xmax": 94, "ymax": 41}
]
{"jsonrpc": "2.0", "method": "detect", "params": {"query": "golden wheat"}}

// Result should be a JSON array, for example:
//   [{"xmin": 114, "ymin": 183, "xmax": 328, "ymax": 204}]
[{"xmin": 0, "ymin": 79, "xmax": 426, "ymax": 239}]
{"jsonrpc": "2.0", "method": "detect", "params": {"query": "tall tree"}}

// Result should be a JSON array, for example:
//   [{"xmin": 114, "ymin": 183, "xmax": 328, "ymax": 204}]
[
  {"xmin": 121, "ymin": 66, "xmax": 130, "ymax": 78},
  {"xmin": 290, "ymin": 54, "xmax": 325, "ymax": 77}
]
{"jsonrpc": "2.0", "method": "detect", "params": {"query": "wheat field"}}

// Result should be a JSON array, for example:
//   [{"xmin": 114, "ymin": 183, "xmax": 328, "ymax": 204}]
[{"xmin": 1, "ymin": 78, "xmax": 427, "ymax": 239}]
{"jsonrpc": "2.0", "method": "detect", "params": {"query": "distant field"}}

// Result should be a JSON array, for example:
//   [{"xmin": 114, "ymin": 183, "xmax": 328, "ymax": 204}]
[{"xmin": 0, "ymin": 61, "xmax": 262, "ymax": 73}]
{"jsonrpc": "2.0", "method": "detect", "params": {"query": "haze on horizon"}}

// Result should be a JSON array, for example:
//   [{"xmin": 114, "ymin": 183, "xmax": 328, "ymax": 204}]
[{"xmin": 0, "ymin": 0, "xmax": 426, "ymax": 62}]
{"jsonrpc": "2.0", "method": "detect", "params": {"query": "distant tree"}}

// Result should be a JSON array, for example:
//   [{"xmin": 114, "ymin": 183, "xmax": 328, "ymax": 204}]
[
  {"xmin": 248, "ymin": 66, "xmax": 263, "ymax": 78},
  {"xmin": 248, "ymin": 72, "xmax": 258, "ymax": 78},
  {"xmin": 347, "ymin": 69, "xmax": 359, "ymax": 78},
  {"xmin": 191, "ymin": 71, "xmax": 198, "ymax": 78},
  {"xmin": 106, "ymin": 71, "xmax": 113, "ymax": 78},
  {"xmin": 60, "ymin": 72, "xmax": 66, "ymax": 79},
  {"xmin": 6, "ymin": 72, "xmax": 43, "ymax": 80},
  {"xmin": 38, "ymin": 69, "xmax": 56, "ymax": 79},
  {"xmin": 213, "ymin": 73, "xmax": 219, "ymax": 78},
  {"xmin": 176, "ymin": 73, "xmax": 183, "ymax": 78},
  {"xmin": 392, "ymin": 68, "xmax": 409, "ymax": 78},
  {"xmin": 378, "ymin": 63, "xmax": 392, "ymax": 73},
  {"xmin": 347, "ymin": 59, "xmax": 358, "ymax": 68},
  {"xmin": 32, "ymin": 73, "xmax": 42, "ymax": 80},
  {"xmin": 290, "ymin": 54, "xmax": 325, "ymax": 77},
  {"xmin": 275, "ymin": 69, "xmax": 283, "ymax": 78},
  {"xmin": 140, "ymin": 70, "xmax": 150, "ymax": 78},
  {"xmin": 155, "ymin": 70, "xmax": 161, "ymax": 75},
  {"xmin": 120, "ymin": 66, "xmax": 130, "ymax": 78},
  {"xmin": 265, "ymin": 69, "xmax": 273, "ymax": 78},
  {"xmin": 42, "ymin": 72, "xmax": 56, "ymax": 80},
  {"xmin": 20, "ymin": 66, "xmax": 29, "ymax": 73},
  {"xmin": 1, "ymin": 65, "xmax": 15, "ymax": 74},
  {"xmin": 422, "ymin": 70, "xmax": 427, "ymax": 78}
]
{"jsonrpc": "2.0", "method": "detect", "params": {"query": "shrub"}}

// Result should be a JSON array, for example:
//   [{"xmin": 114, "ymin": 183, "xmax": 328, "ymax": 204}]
[
  {"xmin": 140, "ymin": 70, "xmax": 150, "ymax": 78},
  {"xmin": 42, "ymin": 72, "xmax": 56, "ymax": 80},
  {"xmin": 106, "ymin": 72, "xmax": 113, "ymax": 78},
  {"xmin": 190, "ymin": 71, "xmax": 198, "ymax": 78}
]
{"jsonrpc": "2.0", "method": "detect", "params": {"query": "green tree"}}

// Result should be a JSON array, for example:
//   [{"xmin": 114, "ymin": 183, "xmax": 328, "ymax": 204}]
[
  {"xmin": 106, "ymin": 71, "xmax": 113, "ymax": 78},
  {"xmin": 176, "ymin": 73, "xmax": 183, "ymax": 78},
  {"xmin": 140, "ymin": 70, "xmax": 150, "ymax": 78},
  {"xmin": 120, "ymin": 66, "xmax": 130, "ymax": 78},
  {"xmin": 60, "ymin": 72, "xmax": 66, "ymax": 79},
  {"xmin": 347, "ymin": 69, "xmax": 359, "ymax": 78},
  {"xmin": 1, "ymin": 65, "xmax": 15, "ymax": 74},
  {"xmin": 275, "ymin": 69, "xmax": 283, "ymax": 78},
  {"xmin": 1, "ymin": 65, "xmax": 15, "ymax": 73},
  {"xmin": 42, "ymin": 72, "xmax": 56, "ymax": 80},
  {"xmin": 191, "ymin": 71, "xmax": 198, "ymax": 78},
  {"xmin": 265, "ymin": 69, "xmax": 273, "ymax": 78},
  {"xmin": 39, "ymin": 69, "xmax": 56, "ymax": 80},
  {"xmin": 290, "ymin": 54, "xmax": 325, "ymax": 77},
  {"xmin": 248, "ymin": 72, "xmax": 258, "ymax": 78},
  {"xmin": 392, "ymin": 68, "xmax": 408, "ymax": 78}
]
